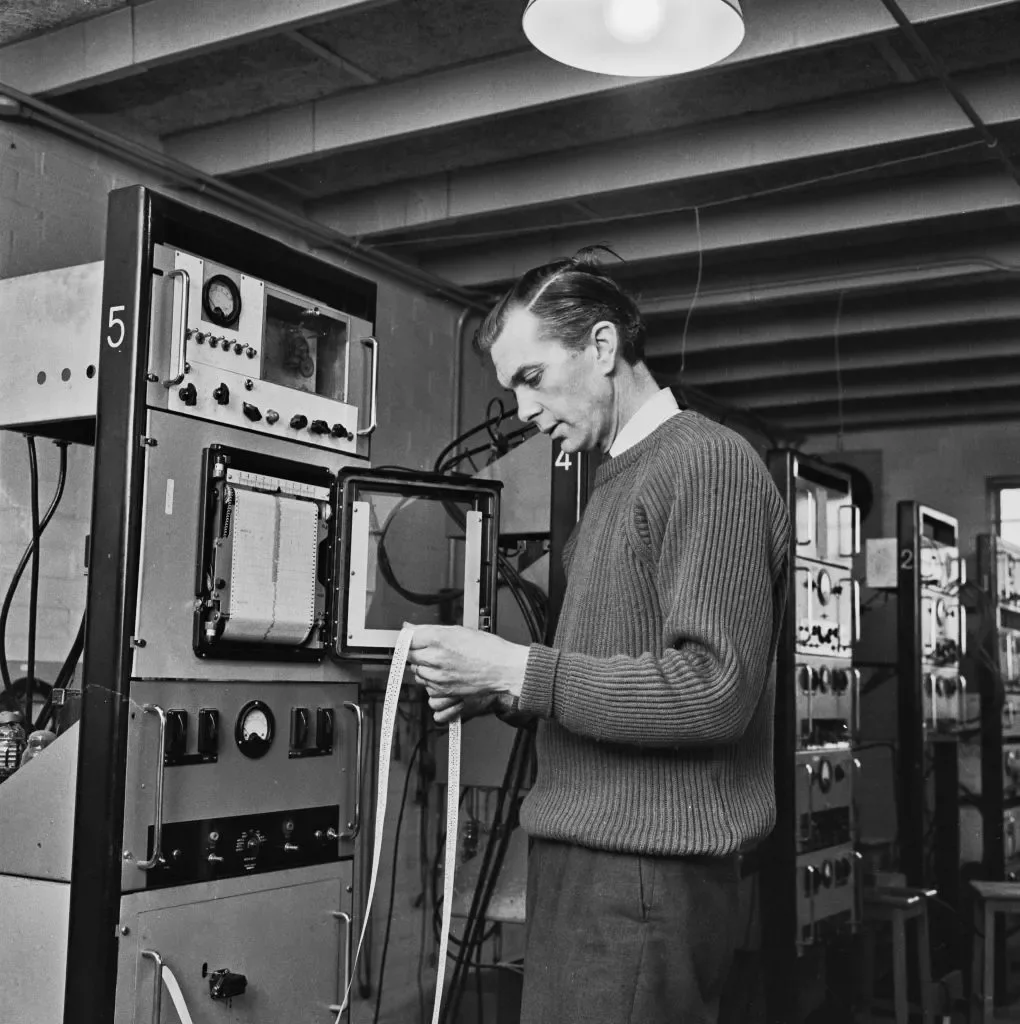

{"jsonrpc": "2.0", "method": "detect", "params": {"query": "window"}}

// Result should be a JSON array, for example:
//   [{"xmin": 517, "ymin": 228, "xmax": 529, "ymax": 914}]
[{"xmin": 991, "ymin": 478, "xmax": 1020, "ymax": 545}]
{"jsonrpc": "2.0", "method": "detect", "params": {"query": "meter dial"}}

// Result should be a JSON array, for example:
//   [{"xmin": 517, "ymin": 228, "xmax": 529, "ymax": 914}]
[
  {"xmin": 816, "ymin": 570, "xmax": 833, "ymax": 606},
  {"xmin": 202, "ymin": 274, "xmax": 242, "ymax": 328},
  {"xmin": 235, "ymin": 700, "xmax": 274, "ymax": 759}
]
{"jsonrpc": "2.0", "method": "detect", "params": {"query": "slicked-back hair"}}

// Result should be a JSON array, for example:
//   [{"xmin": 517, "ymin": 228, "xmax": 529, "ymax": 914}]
[{"xmin": 474, "ymin": 246, "xmax": 646, "ymax": 365}]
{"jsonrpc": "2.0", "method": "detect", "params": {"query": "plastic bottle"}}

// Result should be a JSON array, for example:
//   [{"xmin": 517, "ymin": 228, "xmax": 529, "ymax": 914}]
[
  {"xmin": 0, "ymin": 711, "xmax": 27, "ymax": 782},
  {"xmin": 20, "ymin": 729, "xmax": 56, "ymax": 767}
]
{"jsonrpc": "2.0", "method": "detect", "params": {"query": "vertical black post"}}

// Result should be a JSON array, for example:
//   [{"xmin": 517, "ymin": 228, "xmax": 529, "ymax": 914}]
[
  {"xmin": 896, "ymin": 501, "xmax": 926, "ymax": 887},
  {"xmin": 763, "ymin": 449, "xmax": 799, "ymax": 1024},
  {"xmin": 64, "ymin": 187, "xmax": 153, "ymax": 1023}
]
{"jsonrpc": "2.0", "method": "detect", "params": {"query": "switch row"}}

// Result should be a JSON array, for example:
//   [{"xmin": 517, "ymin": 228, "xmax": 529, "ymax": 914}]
[
  {"xmin": 165, "ymin": 708, "xmax": 219, "ymax": 765},
  {"xmin": 187, "ymin": 328, "xmax": 256, "ymax": 358},
  {"xmin": 290, "ymin": 706, "xmax": 335, "ymax": 758}
]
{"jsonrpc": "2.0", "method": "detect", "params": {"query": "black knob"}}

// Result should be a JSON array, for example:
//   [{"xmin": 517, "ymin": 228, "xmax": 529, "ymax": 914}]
[
  {"xmin": 166, "ymin": 710, "xmax": 188, "ymax": 761},
  {"xmin": 243, "ymin": 402, "xmax": 262, "ymax": 422},
  {"xmin": 178, "ymin": 382, "xmax": 197, "ymax": 406},
  {"xmin": 797, "ymin": 666, "xmax": 811, "ymax": 693},
  {"xmin": 194, "ymin": 331, "xmax": 206, "ymax": 345},
  {"xmin": 233, "ymin": 342, "xmax": 243, "ymax": 354},
  {"xmin": 220, "ymin": 337, "xmax": 231, "ymax": 351},
  {"xmin": 246, "ymin": 346, "xmax": 257, "ymax": 359},
  {"xmin": 290, "ymin": 414, "xmax": 308, "ymax": 430},
  {"xmin": 831, "ymin": 668, "xmax": 848, "ymax": 694},
  {"xmin": 309, "ymin": 419, "xmax": 329, "ymax": 435},
  {"xmin": 212, "ymin": 383, "xmax": 230, "ymax": 405},
  {"xmin": 265, "ymin": 409, "xmax": 280, "ymax": 425},
  {"xmin": 330, "ymin": 423, "xmax": 353, "ymax": 440}
]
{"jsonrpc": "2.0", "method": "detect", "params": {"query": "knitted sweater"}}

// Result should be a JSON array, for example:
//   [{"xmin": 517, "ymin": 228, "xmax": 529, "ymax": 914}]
[{"xmin": 518, "ymin": 412, "xmax": 790, "ymax": 856}]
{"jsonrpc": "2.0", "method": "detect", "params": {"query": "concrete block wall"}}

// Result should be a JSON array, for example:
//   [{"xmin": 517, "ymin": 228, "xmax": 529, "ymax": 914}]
[{"xmin": 0, "ymin": 118, "xmax": 471, "ymax": 1024}]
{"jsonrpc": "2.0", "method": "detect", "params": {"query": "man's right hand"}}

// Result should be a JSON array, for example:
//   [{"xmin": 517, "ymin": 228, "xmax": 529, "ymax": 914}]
[{"xmin": 427, "ymin": 692, "xmax": 497, "ymax": 726}]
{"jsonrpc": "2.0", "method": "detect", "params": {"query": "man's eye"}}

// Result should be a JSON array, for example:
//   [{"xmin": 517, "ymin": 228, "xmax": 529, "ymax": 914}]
[{"xmin": 524, "ymin": 374, "xmax": 542, "ymax": 387}]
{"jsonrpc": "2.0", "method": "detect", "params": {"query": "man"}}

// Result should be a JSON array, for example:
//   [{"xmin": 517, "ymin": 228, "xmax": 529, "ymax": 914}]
[{"xmin": 408, "ymin": 250, "xmax": 790, "ymax": 1024}]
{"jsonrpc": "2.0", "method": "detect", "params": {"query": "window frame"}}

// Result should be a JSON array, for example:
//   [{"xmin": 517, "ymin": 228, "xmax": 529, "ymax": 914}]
[{"xmin": 989, "ymin": 476, "xmax": 1020, "ymax": 542}]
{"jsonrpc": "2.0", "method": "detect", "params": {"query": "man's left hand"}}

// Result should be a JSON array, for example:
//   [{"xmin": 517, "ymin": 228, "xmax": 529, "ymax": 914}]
[{"xmin": 406, "ymin": 625, "xmax": 529, "ymax": 703}]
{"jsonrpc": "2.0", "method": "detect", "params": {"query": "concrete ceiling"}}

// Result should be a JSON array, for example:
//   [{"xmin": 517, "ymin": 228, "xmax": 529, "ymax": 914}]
[{"xmin": 2, "ymin": 0, "xmax": 1020, "ymax": 434}]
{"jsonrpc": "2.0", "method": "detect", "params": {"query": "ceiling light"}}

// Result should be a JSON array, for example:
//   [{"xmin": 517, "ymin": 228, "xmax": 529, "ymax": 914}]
[{"xmin": 522, "ymin": 0, "xmax": 745, "ymax": 78}]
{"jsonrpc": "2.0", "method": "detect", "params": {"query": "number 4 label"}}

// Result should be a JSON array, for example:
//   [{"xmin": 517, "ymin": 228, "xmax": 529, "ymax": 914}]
[{"xmin": 555, "ymin": 449, "xmax": 572, "ymax": 471}]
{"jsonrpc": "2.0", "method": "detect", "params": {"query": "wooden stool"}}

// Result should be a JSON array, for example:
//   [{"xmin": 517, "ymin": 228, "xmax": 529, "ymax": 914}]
[
  {"xmin": 970, "ymin": 880, "xmax": 1020, "ymax": 1023},
  {"xmin": 862, "ymin": 887, "xmax": 938, "ymax": 1024}
]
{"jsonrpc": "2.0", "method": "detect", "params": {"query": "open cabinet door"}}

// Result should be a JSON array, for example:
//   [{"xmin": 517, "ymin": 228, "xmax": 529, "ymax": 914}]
[{"xmin": 332, "ymin": 470, "xmax": 501, "ymax": 660}]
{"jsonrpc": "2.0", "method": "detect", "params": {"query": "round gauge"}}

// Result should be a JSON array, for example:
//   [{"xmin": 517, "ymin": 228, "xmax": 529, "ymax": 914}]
[
  {"xmin": 202, "ymin": 274, "xmax": 242, "ymax": 328},
  {"xmin": 816, "ymin": 570, "xmax": 833, "ymax": 606},
  {"xmin": 235, "ymin": 700, "xmax": 274, "ymax": 759}
]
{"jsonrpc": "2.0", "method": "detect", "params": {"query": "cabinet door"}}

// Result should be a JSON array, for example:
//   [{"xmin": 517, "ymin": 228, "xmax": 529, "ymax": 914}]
[{"xmin": 123, "ymin": 869, "xmax": 352, "ymax": 1024}]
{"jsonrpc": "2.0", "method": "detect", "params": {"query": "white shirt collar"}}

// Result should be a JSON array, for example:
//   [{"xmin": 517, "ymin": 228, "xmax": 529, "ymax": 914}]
[{"xmin": 609, "ymin": 388, "xmax": 681, "ymax": 458}]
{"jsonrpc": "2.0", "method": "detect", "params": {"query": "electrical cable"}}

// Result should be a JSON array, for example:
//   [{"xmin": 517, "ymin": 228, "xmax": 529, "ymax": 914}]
[
  {"xmin": 25, "ymin": 437, "xmax": 40, "ymax": 726},
  {"xmin": 373, "ymin": 728, "xmax": 431, "ymax": 1024},
  {"xmin": 0, "ymin": 439, "xmax": 68, "ymax": 692}
]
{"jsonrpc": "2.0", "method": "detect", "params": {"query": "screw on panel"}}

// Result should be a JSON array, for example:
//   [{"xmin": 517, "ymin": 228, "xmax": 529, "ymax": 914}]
[
  {"xmin": 130, "ymin": 638, "xmax": 147, "ymax": 648},
  {"xmin": 139, "ymin": 436, "xmax": 158, "ymax": 448},
  {"xmin": 146, "ymin": 373, "xmax": 158, "ymax": 383},
  {"xmin": 120, "ymin": 926, "xmax": 130, "ymax": 936}
]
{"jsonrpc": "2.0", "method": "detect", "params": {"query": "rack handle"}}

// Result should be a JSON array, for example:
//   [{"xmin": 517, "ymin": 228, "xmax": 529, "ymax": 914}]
[
  {"xmin": 162, "ymin": 268, "xmax": 190, "ymax": 388},
  {"xmin": 328, "ymin": 910, "xmax": 353, "ymax": 1016},
  {"xmin": 137, "ymin": 704, "xmax": 168, "ymax": 870},
  {"xmin": 356, "ymin": 337, "xmax": 378, "ymax": 437},
  {"xmin": 140, "ymin": 949, "xmax": 164, "ymax": 1024},
  {"xmin": 341, "ymin": 701, "xmax": 364, "ymax": 840}
]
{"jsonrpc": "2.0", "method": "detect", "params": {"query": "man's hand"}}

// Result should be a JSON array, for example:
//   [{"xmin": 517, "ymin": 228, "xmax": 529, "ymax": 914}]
[
  {"xmin": 406, "ymin": 625, "xmax": 529, "ymax": 723},
  {"xmin": 427, "ymin": 693, "xmax": 497, "ymax": 726}
]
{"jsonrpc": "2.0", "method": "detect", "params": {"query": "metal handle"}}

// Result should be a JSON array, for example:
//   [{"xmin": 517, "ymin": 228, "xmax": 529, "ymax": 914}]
[
  {"xmin": 162, "ymin": 268, "xmax": 191, "ymax": 388},
  {"xmin": 356, "ymin": 337, "xmax": 378, "ymax": 437},
  {"xmin": 138, "ymin": 704, "xmax": 168, "ymax": 870},
  {"xmin": 341, "ymin": 701, "xmax": 364, "ymax": 839},
  {"xmin": 852, "ymin": 579, "xmax": 861, "ymax": 644},
  {"xmin": 852, "ymin": 668, "xmax": 861, "ymax": 737},
  {"xmin": 838, "ymin": 504, "xmax": 860, "ymax": 557},
  {"xmin": 927, "ymin": 674, "xmax": 938, "ymax": 731},
  {"xmin": 328, "ymin": 910, "xmax": 353, "ymax": 1016},
  {"xmin": 959, "ymin": 673, "xmax": 968, "ymax": 724},
  {"xmin": 140, "ymin": 949, "xmax": 164, "ymax": 1024},
  {"xmin": 960, "ymin": 603, "xmax": 968, "ymax": 657}
]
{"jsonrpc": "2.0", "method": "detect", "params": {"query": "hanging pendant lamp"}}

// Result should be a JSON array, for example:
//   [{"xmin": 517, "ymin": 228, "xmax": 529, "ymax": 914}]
[{"xmin": 522, "ymin": 0, "xmax": 745, "ymax": 78}]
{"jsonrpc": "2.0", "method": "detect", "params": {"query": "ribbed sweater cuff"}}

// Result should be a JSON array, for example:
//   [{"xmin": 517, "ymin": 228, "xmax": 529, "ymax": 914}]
[{"xmin": 519, "ymin": 644, "xmax": 559, "ymax": 719}]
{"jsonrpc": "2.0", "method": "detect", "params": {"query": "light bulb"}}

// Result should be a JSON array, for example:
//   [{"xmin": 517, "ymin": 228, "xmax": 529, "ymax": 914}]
[{"xmin": 603, "ymin": 0, "xmax": 666, "ymax": 44}]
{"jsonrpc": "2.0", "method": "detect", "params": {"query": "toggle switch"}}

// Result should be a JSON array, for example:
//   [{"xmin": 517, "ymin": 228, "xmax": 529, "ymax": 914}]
[
  {"xmin": 178, "ymin": 383, "xmax": 197, "ymax": 407},
  {"xmin": 290, "ymin": 414, "xmax": 308, "ymax": 430},
  {"xmin": 242, "ymin": 402, "xmax": 262, "ymax": 422},
  {"xmin": 197, "ymin": 709, "xmax": 219, "ymax": 757},
  {"xmin": 209, "ymin": 970, "xmax": 247, "ymax": 1001},
  {"xmin": 166, "ymin": 710, "xmax": 188, "ymax": 761},
  {"xmin": 290, "ymin": 707, "xmax": 310, "ymax": 750},
  {"xmin": 309, "ymin": 419, "xmax": 329, "ymax": 435},
  {"xmin": 212, "ymin": 383, "xmax": 230, "ymax": 405},
  {"xmin": 316, "ymin": 707, "xmax": 335, "ymax": 752}
]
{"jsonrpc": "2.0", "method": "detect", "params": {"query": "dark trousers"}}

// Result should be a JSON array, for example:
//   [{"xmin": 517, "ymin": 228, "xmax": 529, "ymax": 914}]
[{"xmin": 522, "ymin": 838, "xmax": 742, "ymax": 1024}]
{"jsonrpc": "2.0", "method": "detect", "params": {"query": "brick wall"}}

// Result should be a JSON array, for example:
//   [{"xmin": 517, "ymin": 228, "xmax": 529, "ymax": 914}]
[{"xmin": 0, "ymin": 118, "xmax": 469, "ymax": 1024}]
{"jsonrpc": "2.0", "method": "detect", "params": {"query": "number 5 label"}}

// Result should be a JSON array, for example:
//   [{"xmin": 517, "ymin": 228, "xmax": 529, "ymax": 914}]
[{"xmin": 106, "ymin": 305, "xmax": 126, "ymax": 349}]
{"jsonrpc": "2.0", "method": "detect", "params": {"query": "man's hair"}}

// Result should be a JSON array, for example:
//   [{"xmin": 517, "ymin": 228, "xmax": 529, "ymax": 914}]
[{"xmin": 473, "ymin": 246, "xmax": 645, "ymax": 364}]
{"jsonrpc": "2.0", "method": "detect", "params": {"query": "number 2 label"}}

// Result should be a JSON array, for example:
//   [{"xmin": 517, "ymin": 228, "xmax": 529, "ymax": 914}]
[{"xmin": 106, "ymin": 305, "xmax": 126, "ymax": 348}]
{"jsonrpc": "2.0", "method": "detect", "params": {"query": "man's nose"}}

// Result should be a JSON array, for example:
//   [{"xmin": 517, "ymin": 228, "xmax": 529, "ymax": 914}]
[{"xmin": 515, "ymin": 391, "xmax": 541, "ymax": 423}]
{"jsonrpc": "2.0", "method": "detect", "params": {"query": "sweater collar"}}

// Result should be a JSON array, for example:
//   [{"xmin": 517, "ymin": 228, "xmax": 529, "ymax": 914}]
[{"xmin": 594, "ymin": 410, "xmax": 686, "ymax": 487}]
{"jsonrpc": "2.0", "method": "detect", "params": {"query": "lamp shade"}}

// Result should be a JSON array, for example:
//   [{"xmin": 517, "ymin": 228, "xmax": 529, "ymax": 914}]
[{"xmin": 522, "ymin": 0, "xmax": 744, "ymax": 78}]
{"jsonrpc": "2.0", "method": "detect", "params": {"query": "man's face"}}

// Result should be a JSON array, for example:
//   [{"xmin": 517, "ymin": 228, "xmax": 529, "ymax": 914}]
[{"xmin": 489, "ymin": 306, "xmax": 613, "ymax": 453}]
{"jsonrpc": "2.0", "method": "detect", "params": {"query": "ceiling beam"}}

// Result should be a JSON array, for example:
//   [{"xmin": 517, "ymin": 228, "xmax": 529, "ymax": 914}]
[
  {"xmin": 644, "ymin": 292, "xmax": 1020, "ymax": 358},
  {"xmin": 776, "ymin": 399, "xmax": 1020, "ymax": 433},
  {"xmin": 663, "ymin": 334, "xmax": 1020, "ymax": 385},
  {"xmin": 716, "ymin": 369, "xmax": 1020, "ymax": 409},
  {"xmin": 284, "ymin": 29, "xmax": 378, "ymax": 85},
  {"xmin": 0, "ymin": 0, "xmax": 391, "ymax": 96},
  {"xmin": 423, "ymin": 168, "xmax": 1020, "ymax": 288},
  {"xmin": 312, "ymin": 66, "xmax": 1020, "ymax": 238},
  {"xmin": 636, "ymin": 239, "xmax": 1020, "ymax": 316},
  {"xmin": 159, "ymin": 0, "xmax": 1014, "ymax": 177}
]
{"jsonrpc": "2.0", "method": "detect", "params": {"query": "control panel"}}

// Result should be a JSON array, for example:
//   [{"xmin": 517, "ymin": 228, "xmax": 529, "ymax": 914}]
[
  {"xmin": 150, "ymin": 245, "xmax": 377, "ymax": 455},
  {"xmin": 918, "ymin": 536, "xmax": 966, "ymax": 730}
]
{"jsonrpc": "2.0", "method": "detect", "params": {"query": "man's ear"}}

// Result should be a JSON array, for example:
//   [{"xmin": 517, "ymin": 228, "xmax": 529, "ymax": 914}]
[{"xmin": 591, "ymin": 321, "xmax": 619, "ymax": 376}]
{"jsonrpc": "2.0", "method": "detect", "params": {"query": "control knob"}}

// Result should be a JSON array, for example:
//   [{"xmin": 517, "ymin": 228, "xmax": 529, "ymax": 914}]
[
  {"xmin": 797, "ymin": 666, "xmax": 813, "ymax": 694},
  {"xmin": 309, "ymin": 419, "xmax": 330, "ymax": 435},
  {"xmin": 178, "ymin": 382, "xmax": 197, "ymax": 407},
  {"xmin": 290, "ymin": 414, "xmax": 308, "ymax": 430},
  {"xmin": 246, "ymin": 346, "xmax": 257, "ymax": 359},
  {"xmin": 212, "ymin": 383, "xmax": 230, "ymax": 405},
  {"xmin": 234, "ymin": 342, "xmax": 244, "ymax": 355},
  {"xmin": 831, "ymin": 668, "xmax": 849, "ymax": 694},
  {"xmin": 265, "ymin": 410, "xmax": 280, "ymax": 425},
  {"xmin": 220, "ymin": 337, "xmax": 231, "ymax": 351},
  {"xmin": 242, "ymin": 402, "xmax": 262, "ymax": 422},
  {"xmin": 330, "ymin": 423, "xmax": 353, "ymax": 440}
]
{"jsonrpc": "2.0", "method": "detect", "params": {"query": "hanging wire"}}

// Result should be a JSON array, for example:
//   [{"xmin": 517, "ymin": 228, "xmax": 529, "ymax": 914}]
[
  {"xmin": 680, "ymin": 205, "xmax": 703, "ymax": 374},
  {"xmin": 834, "ymin": 290, "xmax": 846, "ymax": 452}
]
